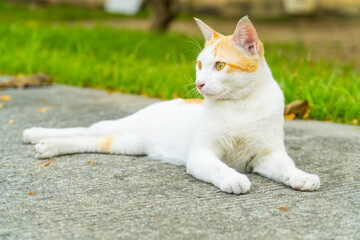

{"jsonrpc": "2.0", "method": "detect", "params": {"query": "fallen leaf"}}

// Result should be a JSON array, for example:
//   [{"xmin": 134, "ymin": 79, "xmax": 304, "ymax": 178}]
[
  {"xmin": 36, "ymin": 106, "xmax": 52, "ymax": 113},
  {"xmin": 36, "ymin": 108, "xmax": 48, "ymax": 113},
  {"xmin": 25, "ymin": 192, "xmax": 37, "ymax": 195},
  {"xmin": 302, "ymin": 108, "xmax": 311, "ymax": 120},
  {"xmin": 284, "ymin": 113, "xmax": 296, "ymax": 120},
  {"xmin": 40, "ymin": 159, "xmax": 56, "ymax": 167},
  {"xmin": 284, "ymin": 100, "xmax": 309, "ymax": 116},
  {"xmin": 87, "ymin": 161, "xmax": 98, "ymax": 165},
  {"xmin": 276, "ymin": 206, "xmax": 290, "ymax": 211},
  {"xmin": 0, "ymin": 73, "xmax": 53, "ymax": 89},
  {"xmin": 9, "ymin": 119, "xmax": 14, "ymax": 124},
  {"xmin": 0, "ymin": 104, "xmax": 3, "ymax": 108},
  {"xmin": 1, "ymin": 95, "xmax": 11, "ymax": 101},
  {"xmin": 40, "ymin": 98, "xmax": 48, "ymax": 102},
  {"xmin": 352, "ymin": 119, "xmax": 359, "ymax": 126}
]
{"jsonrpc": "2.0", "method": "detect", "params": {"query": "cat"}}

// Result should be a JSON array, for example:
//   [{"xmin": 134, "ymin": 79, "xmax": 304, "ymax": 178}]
[{"xmin": 23, "ymin": 16, "xmax": 320, "ymax": 194}]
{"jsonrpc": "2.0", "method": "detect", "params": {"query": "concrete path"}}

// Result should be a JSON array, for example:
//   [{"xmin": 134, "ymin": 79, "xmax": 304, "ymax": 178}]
[{"xmin": 1, "ymin": 85, "xmax": 359, "ymax": 240}]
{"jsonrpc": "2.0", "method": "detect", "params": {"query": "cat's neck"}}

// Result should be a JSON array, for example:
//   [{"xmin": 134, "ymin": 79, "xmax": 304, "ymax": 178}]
[{"xmin": 207, "ymin": 72, "xmax": 272, "ymax": 105}]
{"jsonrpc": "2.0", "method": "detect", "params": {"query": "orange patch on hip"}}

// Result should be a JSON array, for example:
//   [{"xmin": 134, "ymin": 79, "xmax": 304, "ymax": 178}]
[
  {"xmin": 100, "ymin": 136, "xmax": 115, "ymax": 153},
  {"xmin": 182, "ymin": 99, "xmax": 204, "ymax": 104}
]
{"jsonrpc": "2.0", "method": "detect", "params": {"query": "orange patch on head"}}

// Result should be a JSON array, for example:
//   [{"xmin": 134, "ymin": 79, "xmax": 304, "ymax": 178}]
[
  {"xmin": 182, "ymin": 99, "xmax": 204, "ymax": 104},
  {"xmin": 258, "ymin": 40, "xmax": 264, "ymax": 57},
  {"xmin": 205, "ymin": 36, "xmax": 223, "ymax": 48},
  {"xmin": 100, "ymin": 136, "xmax": 114, "ymax": 153},
  {"xmin": 209, "ymin": 36, "xmax": 259, "ymax": 73},
  {"xmin": 205, "ymin": 32, "xmax": 222, "ymax": 48}
]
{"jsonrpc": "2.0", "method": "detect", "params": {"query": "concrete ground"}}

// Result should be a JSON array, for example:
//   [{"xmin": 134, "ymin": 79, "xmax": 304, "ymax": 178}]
[{"xmin": 0, "ymin": 85, "xmax": 359, "ymax": 240}]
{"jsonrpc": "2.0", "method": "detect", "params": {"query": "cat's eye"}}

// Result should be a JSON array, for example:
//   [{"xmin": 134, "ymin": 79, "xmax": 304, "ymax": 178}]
[
  {"xmin": 197, "ymin": 61, "xmax": 202, "ymax": 70},
  {"xmin": 216, "ymin": 62, "xmax": 226, "ymax": 71}
]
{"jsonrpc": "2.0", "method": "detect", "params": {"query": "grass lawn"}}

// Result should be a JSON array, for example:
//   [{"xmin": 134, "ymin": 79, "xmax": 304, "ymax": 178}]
[{"xmin": 0, "ymin": 2, "xmax": 359, "ymax": 124}]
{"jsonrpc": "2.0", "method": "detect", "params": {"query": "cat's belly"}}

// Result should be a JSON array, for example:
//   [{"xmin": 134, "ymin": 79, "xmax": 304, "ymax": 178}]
[{"xmin": 132, "ymin": 99, "xmax": 204, "ymax": 165}]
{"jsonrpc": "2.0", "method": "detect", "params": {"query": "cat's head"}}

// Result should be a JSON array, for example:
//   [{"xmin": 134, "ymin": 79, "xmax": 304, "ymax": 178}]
[{"xmin": 194, "ymin": 16, "xmax": 265, "ymax": 101}]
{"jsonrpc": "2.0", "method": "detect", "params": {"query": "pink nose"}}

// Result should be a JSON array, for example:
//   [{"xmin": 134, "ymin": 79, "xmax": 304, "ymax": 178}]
[{"xmin": 196, "ymin": 83, "xmax": 205, "ymax": 89}]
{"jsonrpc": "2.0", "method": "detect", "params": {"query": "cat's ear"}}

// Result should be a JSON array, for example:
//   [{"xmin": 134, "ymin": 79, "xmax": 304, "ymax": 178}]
[
  {"xmin": 194, "ymin": 18, "xmax": 221, "ymax": 42},
  {"xmin": 232, "ymin": 16, "xmax": 259, "ymax": 56}
]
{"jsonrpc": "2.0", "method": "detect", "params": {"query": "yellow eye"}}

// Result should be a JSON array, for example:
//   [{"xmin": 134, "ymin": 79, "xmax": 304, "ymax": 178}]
[
  {"xmin": 216, "ymin": 62, "xmax": 226, "ymax": 71},
  {"xmin": 197, "ymin": 61, "xmax": 202, "ymax": 70}
]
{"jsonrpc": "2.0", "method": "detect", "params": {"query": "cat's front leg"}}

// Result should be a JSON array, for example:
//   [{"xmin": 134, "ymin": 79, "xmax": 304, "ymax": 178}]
[
  {"xmin": 186, "ymin": 149, "xmax": 251, "ymax": 194},
  {"xmin": 253, "ymin": 151, "xmax": 320, "ymax": 191}
]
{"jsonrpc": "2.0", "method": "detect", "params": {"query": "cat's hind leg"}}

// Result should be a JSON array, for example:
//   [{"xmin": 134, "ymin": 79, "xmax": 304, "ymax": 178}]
[
  {"xmin": 23, "ymin": 120, "xmax": 127, "ymax": 144},
  {"xmin": 34, "ymin": 134, "xmax": 145, "ymax": 159},
  {"xmin": 253, "ymin": 151, "xmax": 320, "ymax": 191},
  {"xmin": 23, "ymin": 127, "xmax": 88, "ymax": 144}
]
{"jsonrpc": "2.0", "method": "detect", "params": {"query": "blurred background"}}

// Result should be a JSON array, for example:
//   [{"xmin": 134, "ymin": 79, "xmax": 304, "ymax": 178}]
[{"xmin": 0, "ymin": 0, "xmax": 359, "ymax": 124}]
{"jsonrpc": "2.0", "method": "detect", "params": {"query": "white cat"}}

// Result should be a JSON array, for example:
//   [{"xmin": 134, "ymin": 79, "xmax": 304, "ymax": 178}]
[{"xmin": 23, "ymin": 16, "xmax": 320, "ymax": 194}]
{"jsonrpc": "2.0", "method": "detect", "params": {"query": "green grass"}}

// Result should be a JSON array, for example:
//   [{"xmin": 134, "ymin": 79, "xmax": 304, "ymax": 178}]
[{"xmin": 0, "ymin": 2, "xmax": 359, "ymax": 124}]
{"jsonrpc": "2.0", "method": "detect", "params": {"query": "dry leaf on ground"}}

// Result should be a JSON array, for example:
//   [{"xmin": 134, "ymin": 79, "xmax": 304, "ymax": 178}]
[
  {"xmin": 36, "ymin": 106, "xmax": 52, "ymax": 113},
  {"xmin": 284, "ymin": 100, "xmax": 309, "ymax": 115},
  {"xmin": 284, "ymin": 113, "xmax": 296, "ymax": 120},
  {"xmin": 276, "ymin": 206, "xmax": 290, "ymax": 211},
  {"xmin": 0, "ymin": 104, "xmax": 3, "ymax": 109},
  {"xmin": 87, "ymin": 161, "xmax": 98, "ymax": 165},
  {"xmin": 1, "ymin": 95, "xmax": 11, "ymax": 101},
  {"xmin": 303, "ymin": 108, "xmax": 311, "ymax": 120},
  {"xmin": 0, "ymin": 73, "xmax": 53, "ymax": 89},
  {"xmin": 25, "ymin": 192, "xmax": 37, "ymax": 195},
  {"xmin": 284, "ymin": 100, "xmax": 310, "ymax": 120},
  {"xmin": 9, "ymin": 119, "xmax": 14, "ymax": 124},
  {"xmin": 40, "ymin": 159, "xmax": 56, "ymax": 167},
  {"xmin": 37, "ymin": 108, "xmax": 48, "ymax": 113}
]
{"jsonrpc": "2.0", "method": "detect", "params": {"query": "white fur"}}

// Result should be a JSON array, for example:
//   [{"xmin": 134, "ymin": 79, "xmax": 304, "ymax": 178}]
[{"xmin": 23, "ymin": 18, "xmax": 320, "ymax": 194}]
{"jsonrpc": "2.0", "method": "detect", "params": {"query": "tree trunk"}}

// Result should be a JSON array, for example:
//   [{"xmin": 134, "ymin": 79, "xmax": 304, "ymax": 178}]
[{"xmin": 150, "ymin": 0, "xmax": 176, "ymax": 32}]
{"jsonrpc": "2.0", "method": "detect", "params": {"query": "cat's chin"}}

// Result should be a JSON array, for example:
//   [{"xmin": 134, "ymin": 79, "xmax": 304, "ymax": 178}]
[{"xmin": 200, "ymin": 90, "xmax": 230, "ymax": 101}]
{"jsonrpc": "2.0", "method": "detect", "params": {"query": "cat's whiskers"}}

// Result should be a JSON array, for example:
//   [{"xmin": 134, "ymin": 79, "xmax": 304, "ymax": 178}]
[
  {"xmin": 186, "ymin": 35, "xmax": 203, "ymax": 53},
  {"xmin": 186, "ymin": 49, "xmax": 202, "ymax": 55},
  {"xmin": 184, "ymin": 86, "xmax": 200, "ymax": 98},
  {"xmin": 183, "ymin": 73, "xmax": 195, "ymax": 85},
  {"xmin": 182, "ymin": 72, "xmax": 197, "ymax": 98}
]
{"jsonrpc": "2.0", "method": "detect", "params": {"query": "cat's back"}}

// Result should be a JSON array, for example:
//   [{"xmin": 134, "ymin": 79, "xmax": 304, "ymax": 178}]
[{"xmin": 132, "ymin": 98, "xmax": 204, "ymax": 123}]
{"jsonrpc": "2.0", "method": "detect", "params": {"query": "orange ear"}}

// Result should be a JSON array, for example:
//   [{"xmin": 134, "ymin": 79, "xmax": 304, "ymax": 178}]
[
  {"xmin": 194, "ymin": 18, "xmax": 222, "ymax": 42},
  {"xmin": 232, "ymin": 16, "xmax": 259, "ymax": 55}
]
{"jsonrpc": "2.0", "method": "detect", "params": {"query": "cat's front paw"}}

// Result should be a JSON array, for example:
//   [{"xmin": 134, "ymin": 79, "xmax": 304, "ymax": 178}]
[
  {"xmin": 284, "ymin": 171, "xmax": 320, "ymax": 191},
  {"xmin": 23, "ymin": 128, "xmax": 46, "ymax": 144},
  {"xmin": 220, "ymin": 173, "xmax": 251, "ymax": 194},
  {"xmin": 34, "ymin": 140, "xmax": 60, "ymax": 159}
]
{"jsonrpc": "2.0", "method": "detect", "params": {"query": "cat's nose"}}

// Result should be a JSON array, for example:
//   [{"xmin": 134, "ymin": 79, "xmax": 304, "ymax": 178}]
[{"xmin": 196, "ymin": 82, "xmax": 205, "ymax": 90}]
